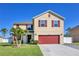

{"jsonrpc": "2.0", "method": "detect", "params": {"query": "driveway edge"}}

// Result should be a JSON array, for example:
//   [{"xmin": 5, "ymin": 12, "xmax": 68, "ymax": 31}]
[{"xmin": 38, "ymin": 44, "xmax": 45, "ymax": 56}]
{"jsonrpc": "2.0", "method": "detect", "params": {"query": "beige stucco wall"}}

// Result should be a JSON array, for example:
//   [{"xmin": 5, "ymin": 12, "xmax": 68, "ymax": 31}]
[
  {"xmin": 0, "ymin": 38, "xmax": 3, "ymax": 43},
  {"xmin": 13, "ymin": 25, "xmax": 26, "ymax": 30},
  {"xmin": 34, "ymin": 13, "xmax": 64, "ymax": 44}
]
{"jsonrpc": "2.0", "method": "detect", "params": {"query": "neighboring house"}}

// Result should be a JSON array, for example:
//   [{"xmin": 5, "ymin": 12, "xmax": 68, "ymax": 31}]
[
  {"xmin": 8, "ymin": 36, "xmax": 13, "ymax": 44},
  {"xmin": 13, "ymin": 10, "xmax": 64, "ymax": 44},
  {"xmin": 69, "ymin": 25, "xmax": 79, "ymax": 42},
  {"xmin": 13, "ymin": 22, "xmax": 34, "ymax": 43},
  {"xmin": 0, "ymin": 36, "xmax": 3, "ymax": 42},
  {"xmin": 0, "ymin": 36, "xmax": 8, "ymax": 43}
]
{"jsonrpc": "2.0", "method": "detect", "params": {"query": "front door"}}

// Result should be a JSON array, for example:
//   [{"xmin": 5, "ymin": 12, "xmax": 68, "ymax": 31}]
[{"xmin": 27, "ymin": 35, "xmax": 31, "ymax": 43}]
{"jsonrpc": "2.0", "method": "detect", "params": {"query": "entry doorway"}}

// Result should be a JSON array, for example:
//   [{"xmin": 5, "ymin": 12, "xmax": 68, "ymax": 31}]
[{"xmin": 27, "ymin": 35, "xmax": 31, "ymax": 43}]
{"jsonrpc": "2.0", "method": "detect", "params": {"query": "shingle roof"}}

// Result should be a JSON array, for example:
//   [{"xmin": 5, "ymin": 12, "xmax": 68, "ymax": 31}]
[
  {"xmin": 33, "ymin": 10, "xmax": 64, "ymax": 20},
  {"xmin": 71, "ymin": 25, "xmax": 79, "ymax": 30},
  {"xmin": 14, "ymin": 22, "xmax": 32, "ymax": 25}
]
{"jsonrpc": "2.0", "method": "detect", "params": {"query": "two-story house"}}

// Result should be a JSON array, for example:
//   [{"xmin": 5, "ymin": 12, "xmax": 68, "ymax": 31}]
[
  {"xmin": 13, "ymin": 10, "xmax": 64, "ymax": 44},
  {"xmin": 13, "ymin": 22, "xmax": 34, "ymax": 43},
  {"xmin": 33, "ymin": 10, "xmax": 64, "ymax": 44}
]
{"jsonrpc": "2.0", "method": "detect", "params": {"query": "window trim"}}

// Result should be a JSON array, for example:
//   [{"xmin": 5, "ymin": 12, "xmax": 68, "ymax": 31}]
[
  {"xmin": 38, "ymin": 20, "xmax": 47, "ymax": 27},
  {"xmin": 52, "ymin": 20, "xmax": 60, "ymax": 27}
]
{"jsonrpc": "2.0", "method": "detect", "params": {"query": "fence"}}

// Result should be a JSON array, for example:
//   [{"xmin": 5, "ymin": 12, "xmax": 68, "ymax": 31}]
[{"xmin": 64, "ymin": 37, "xmax": 72, "ymax": 43}]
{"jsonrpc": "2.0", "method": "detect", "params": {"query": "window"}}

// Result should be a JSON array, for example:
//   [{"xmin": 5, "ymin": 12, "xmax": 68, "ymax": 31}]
[
  {"xmin": 52, "ymin": 20, "xmax": 60, "ymax": 27},
  {"xmin": 39, "ymin": 20, "xmax": 47, "ymax": 27},
  {"xmin": 54, "ymin": 20, "xmax": 58, "ymax": 27},
  {"xmin": 27, "ymin": 25, "xmax": 31, "ymax": 28},
  {"xmin": 27, "ymin": 24, "xmax": 32, "ymax": 30}
]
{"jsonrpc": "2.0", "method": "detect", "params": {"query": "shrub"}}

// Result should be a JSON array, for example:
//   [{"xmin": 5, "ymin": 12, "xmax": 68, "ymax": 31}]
[
  {"xmin": 30, "ymin": 39, "xmax": 38, "ymax": 44},
  {"xmin": 30, "ymin": 39, "xmax": 34, "ymax": 44},
  {"xmin": 33, "ymin": 40, "xmax": 38, "ymax": 44}
]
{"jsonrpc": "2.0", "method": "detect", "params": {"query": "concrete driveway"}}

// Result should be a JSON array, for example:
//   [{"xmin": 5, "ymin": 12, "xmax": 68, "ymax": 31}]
[
  {"xmin": 39, "ymin": 44, "xmax": 79, "ymax": 56},
  {"xmin": 64, "ymin": 44, "xmax": 79, "ymax": 50}
]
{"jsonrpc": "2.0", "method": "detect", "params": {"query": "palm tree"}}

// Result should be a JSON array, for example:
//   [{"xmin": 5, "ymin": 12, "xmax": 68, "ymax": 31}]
[
  {"xmin": 16, "ymin": 27, "xmax": 27, "ymax": 47},
  {"xmin": 10, "ymin": 27, "xmax": 17, "ymax": 47},
  {"xmin": 0, "ymin": 28, "xmax": 8, "ymax": 38},
  {"xmin": 10, "ymin": 27, "xmax": 27, "ymax": 47}
]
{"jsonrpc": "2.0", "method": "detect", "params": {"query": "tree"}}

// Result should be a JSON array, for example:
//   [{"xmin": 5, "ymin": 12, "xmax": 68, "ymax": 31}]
[
  {"xmin": 10, "ymin": 27, "xmax": 17, "ymax": 47},
  {"xmin": 16, "ymin": 27, "xmax": 27, "ymax": 47},
  {"xmin": 10, "ymin": 27, "xmax": 27, "ymax": 48},
  {"xmin": 0, "ymin": 28, "xmax": 8, "ymax": 38}
]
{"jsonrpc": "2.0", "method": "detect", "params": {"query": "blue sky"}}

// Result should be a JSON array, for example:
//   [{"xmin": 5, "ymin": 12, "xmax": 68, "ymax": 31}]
[{"xmin": 0, "ymin": 3, "xmax": 79, "ymax": 37}]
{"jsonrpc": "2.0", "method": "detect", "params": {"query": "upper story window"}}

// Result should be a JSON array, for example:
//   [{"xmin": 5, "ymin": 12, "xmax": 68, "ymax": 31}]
[
  {"xmin": 54, "ymin": 20, "xmax": 59, "ymax": 27},
  {"xmin": 27, "ymin": 24, "xmax": 31, "ymax": 30},
  {"xmin": 52, "ymin": 20, "xmax": 60, "ymax": 27},
  {"xmin": 39, "ymin": 20, "xmax": 47, "ymax": 27},
  {"xmin": 27, "ymin": 25, "xmax": 31, "ymax": 28},
  {"xmin": 27, "ymin": 24, "xmax": 33, "ymax": 30}
]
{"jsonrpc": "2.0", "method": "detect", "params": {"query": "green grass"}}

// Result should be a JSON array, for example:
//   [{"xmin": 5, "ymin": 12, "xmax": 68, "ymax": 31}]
[
  {"xmin": 0, "ymin": 43, "xmax": 43, "ymax": 56},
  {"xmin": 73, "ymin": 42, "xmax": 79, "ymax": 45}
]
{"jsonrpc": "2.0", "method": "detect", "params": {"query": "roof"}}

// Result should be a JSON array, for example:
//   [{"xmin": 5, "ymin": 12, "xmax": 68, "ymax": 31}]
[
  {"xmin": 14, "ymin": 22, "xmax": 32, "ymax": 25},
  {"xmin": 0, "ymin": 36, "xmax": 3, "ymax": 38},
  {"xmin": 70, "ymin": 25, "xmax": 79, "ymax": 30},
  {"xmin": 33, "ymin": 10, "xmax": 64, "ymax": 20}
]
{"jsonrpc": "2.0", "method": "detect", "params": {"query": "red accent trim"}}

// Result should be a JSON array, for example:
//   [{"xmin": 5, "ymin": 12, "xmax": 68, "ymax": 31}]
[
  {"xmin": 16, "ymin": 24, "xmax": 19, "ymax": 28},
  {"xmin": 52, "ymin": 20, "xmax": 54, "ymax": 27},
  {"xmin": 16, "ymin": 24, "xmax": 19, "ymax": 26},
  {"xmin": 58, "ymin": 20, "xmax": 60, "ymax": 27}
]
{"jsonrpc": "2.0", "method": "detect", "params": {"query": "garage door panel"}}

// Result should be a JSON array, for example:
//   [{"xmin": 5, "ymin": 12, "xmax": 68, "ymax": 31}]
[{"xmin": 39, "ymin": 35, "xmax": 59, "ymax": 44}]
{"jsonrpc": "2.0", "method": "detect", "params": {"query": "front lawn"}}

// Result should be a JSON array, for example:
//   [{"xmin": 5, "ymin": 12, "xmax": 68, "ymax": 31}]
[
  {"xmin": 73, "ymin": 42, "xmax": 79, "ymax": 45},
  {"xmin": 0, "ymin": 43, "xmax": 43, "ymax": 56}
]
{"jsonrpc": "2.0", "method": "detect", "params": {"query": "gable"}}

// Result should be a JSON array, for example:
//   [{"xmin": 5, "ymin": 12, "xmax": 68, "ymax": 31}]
[{"xmin": 33, "ymin": 10, "xmax": 64, "ymax": 20}]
